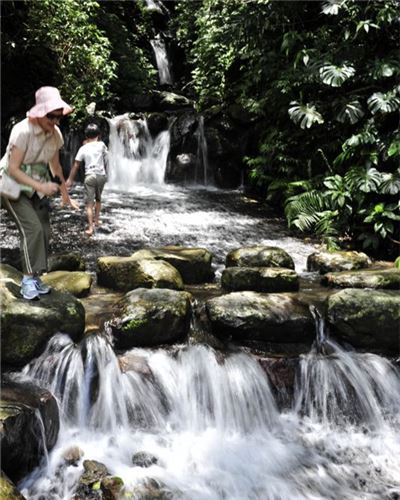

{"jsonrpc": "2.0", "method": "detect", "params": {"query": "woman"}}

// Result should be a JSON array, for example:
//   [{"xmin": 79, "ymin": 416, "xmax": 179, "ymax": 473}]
[{"xmin": 2, "ymin": 86, "xmax": 79, "ymax": 300}]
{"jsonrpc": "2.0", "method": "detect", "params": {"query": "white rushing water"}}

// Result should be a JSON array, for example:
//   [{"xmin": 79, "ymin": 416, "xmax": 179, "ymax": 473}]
[
  {"xmin": 13, "ymin": 332, "xmax": 400, "ymax": 499},
  {"xmin": 150, "ymin": 34, "xmax": 173, "ymax": 85}
]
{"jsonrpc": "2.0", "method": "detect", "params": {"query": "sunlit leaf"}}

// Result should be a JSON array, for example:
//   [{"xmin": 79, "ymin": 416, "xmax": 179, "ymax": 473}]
[
  {"xmin": 321, "ymin": 0, "xmax": 345, "ymax": 15},
  {"xmin": 288, "ymin": 101, "xmax": 324, "ymax": 129},
  {"xmin": 319, "ymin": 64, "xmax": 356, "ymax": 86},
  {"xmin": 367, "ymin": 91, "xmax": 400, "ymax": 114}
]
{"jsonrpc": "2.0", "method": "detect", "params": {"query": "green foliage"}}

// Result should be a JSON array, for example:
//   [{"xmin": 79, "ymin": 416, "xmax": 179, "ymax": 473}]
[{"xmin": 26, "ymin": 0, "xmax": 117, "ymax": 122}]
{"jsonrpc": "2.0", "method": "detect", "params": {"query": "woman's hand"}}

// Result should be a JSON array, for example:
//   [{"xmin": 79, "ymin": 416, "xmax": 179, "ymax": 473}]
[{"xmin": 37, "ymin": 182, "xmax": 60, "ymax": 197}]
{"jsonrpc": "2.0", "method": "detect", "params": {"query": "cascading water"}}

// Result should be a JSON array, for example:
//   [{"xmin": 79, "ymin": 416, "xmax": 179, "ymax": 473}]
[
  {"xmin": 195, "ymin": 116, "xmax": 211, "ymax": 186},
  {"xmin": 150, "ymin": 34, "xmax": 173, "ymax": 86},
  {"xmin": 107, "ymin": 114, "xmax": 170, "ymax": 189},
  {"xmin": 12, "ymin": 327, "xmax": 400, "ymax": 499}
]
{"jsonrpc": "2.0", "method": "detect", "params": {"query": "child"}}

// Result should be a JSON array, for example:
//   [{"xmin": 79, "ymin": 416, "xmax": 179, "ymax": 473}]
[{"xmin": 66, "ymin": 123, "xmax": 109, "ymax": 236}]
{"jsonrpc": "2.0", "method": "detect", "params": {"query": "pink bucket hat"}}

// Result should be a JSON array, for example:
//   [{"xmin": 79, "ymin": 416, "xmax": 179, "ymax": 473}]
[{"xmin": 27, "ymin": 86, "xmax": 73, "ymax": 118}]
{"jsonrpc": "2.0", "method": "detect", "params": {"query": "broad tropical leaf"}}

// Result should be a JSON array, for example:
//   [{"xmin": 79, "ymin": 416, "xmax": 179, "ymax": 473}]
[
  {"xmin": 380, "ymin": 172, "xmax": 400, "ymax": 195},
  {"xmin": 288, "ymin": 101, "xmax": 324, "ymax": 129},
  {"xmin": 321, "ymin": 0, "xmax": 345, "ymax": 15},
  {"xmin": 319, "ymin": 64, "xmax": 355, "ymax": 87},
  {"xmin": 367, "ymin": 91, "xmax": 400, "ymax": 114},
  {"xmin": 345, "ymin": 167, "xmax": 382, "ymax": 193},
  {"xmin": 336, "ymin": 100, "xmax": 364, "ymax": 124}
]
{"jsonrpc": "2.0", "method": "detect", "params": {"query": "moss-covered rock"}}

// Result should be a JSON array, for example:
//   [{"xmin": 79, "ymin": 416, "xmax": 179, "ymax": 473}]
[
  {"xmin": 321, "ymin": 268, "xmax": 400, "ymax": 289},
  {"xmin": 110, "ymin": 288, "xmax": 192, "ymax": 349},
  {"xmin": 226, "ymin": 246, "xmax": 295, "ymax": 269},
  {"xmin": 327, "ymin": 289, "xmax": 400, "ymax": 354},
  {"xmin": 131, "ymin": 246, "xmax": 214, "ymax": 284},
  {"xmin": 97, "ymin": 256, "xmax": 183, "ymax": 292},
  {"xmin": 1, "ymin": 276, "xmax": 85, "ymax": 367},
  {"xmin": 307, "ymin": 250, "xmax": 371, "ymax": 274},
  {"xmin": 42, "ymin": 271, "xmax": 93, "ymax": 297},
  {"xmin": 221, "ymin": 267, "xmax": 299, "ymax": 292},
  {"xmin": 206, "ymin": 292, "xmax": 314, "ymax": 347},
  {"xmin": 1, "ymin": 379, "xmax": 59, "ymax": 483}
]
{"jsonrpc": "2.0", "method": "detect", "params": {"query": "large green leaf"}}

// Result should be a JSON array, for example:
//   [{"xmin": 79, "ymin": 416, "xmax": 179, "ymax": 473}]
[
  {"xmin": 336, "ymin": 100, "xmax": 364, "ymax": 124},
  {"xmin": 288, "ymin": 101, "xmax": 324, "ymax": 129},
  {"xmin": 367, "ymin": 91, "xmax": 400, "ymax": 114},
  {"xmin": 321, "ymin": 0, "xmax": 345, "ymax": 15},
  {"xmin": 319, "ymin": 64, "xmax": 356, "ymax": 87}
]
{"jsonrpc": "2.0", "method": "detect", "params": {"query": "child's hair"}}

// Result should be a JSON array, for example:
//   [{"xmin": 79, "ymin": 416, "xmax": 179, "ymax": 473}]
[{"xmin": 84, "ymin": 123, "xmax": 100, "ymax": 139}]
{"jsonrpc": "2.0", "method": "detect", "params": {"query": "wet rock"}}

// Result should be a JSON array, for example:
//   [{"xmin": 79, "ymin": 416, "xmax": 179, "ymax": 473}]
[
  {"xmin": 206, "ymin": 292, "xmax": 314, "ymax": 345},
  {"xmin": 1, "ymin": 379, "xmax": 59, "ymax": 482},
  {"xmin": 147, "ymin": 112, "xmax": 169, "ymax": 137},
  {"xmin": 152, "ymin": 90, "xmax": 193, "ymax": 111},
  {"xmin": 131, "ymin": 246, "xmax": 214, "ymax": 284},
  {"xmin": 167, "ymin": 153, "xmax": 197, "ymax": 183},
  {"xmin": 97, "ymin": 256, "xmax": 184, "ymax": 292},
  {"xmin": 118, "ymin": 352, "xmax": 152, "ymax": 376},
  {"xmin": 226, "ymin": 246, "xmax": 295, "ymax": 270},
  {"xmin": 110, "ymin": 288, "xmax": 192, "ymax": 349},
  {"xmin": 327, "ymin": 289, "xmax": 400, "ymax": 354},
  {"xmin": 101, "ymin": 476, "xmax": 124, "ymax": 500},
  {"xmin": 79, "ymin": 460, "xmax": 109, "ymax": 486},
  {"xmin": 321, "ymin": 268, "xmax": 400, "ymax": 289},
  {"xmin": 307, "ymin": 250, "xmax": 371, "ymax": 274},
  {"xmin": 0, "ymin": 274, "xmax": 85, "ymax": 367},
  {"xmin": 42, "ymin": 271, "xmax": 93, "ymax": 297},
  {"xmin": 131, "ymin": 478, "xmax": 173, "ymax": 500},
  {"xmin": 0, "ymin": 471, "xmax": 25, "ymax": 499},
  {"xmin": 132, "ymin": 451, "xmax": 159, "ymax": 467},
  {"xmin": 221, "ymin": 267, "xmax": 299, "ymax": 292},
  {"xmin": 63, "ymin": 445, "xmax": 84, "ymax": 466},
  {"xmin": 257, "ymin": 357, "xmax": 300, "ymax": 408},
  {"xmin": 48, "ymin": 252, "xmax": 86, "ymax": 272}
]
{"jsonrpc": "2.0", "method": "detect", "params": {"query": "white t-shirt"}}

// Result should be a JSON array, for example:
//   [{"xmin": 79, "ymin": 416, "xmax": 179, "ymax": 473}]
[{"xmin": 75, "ymin": 141, "xmax": 108, "ymax": 176}]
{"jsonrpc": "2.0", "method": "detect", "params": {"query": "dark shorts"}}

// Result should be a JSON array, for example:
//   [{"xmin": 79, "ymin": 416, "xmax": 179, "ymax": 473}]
[{"xmin": 84, "ymin": 174, "xmax": 107, "ymax": 204}]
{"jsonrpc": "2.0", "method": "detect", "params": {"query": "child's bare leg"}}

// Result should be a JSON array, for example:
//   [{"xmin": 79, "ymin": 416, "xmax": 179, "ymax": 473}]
[
  {"xmin": 94, "ymin": 201, "xmax": 102, "ymax": 226},
  {"xmin": 85, "ymin": 202, "xmax": 95, "ymax": 235}
]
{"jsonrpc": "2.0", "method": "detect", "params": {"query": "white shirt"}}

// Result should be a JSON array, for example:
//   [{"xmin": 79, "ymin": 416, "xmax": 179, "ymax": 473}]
[{"xmin": 75, "ymin": 141, "xmax": 108, "ymax": 176}]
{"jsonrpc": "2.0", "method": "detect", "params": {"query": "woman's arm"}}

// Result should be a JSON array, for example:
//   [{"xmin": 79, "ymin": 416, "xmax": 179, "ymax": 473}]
[
  {"xmin": 49, "ymin": 151, "xmax": 80, "ymax": 209},
  {"xmin": 8, "ymin": 145, "xmax": 59, "ymax": 197}
]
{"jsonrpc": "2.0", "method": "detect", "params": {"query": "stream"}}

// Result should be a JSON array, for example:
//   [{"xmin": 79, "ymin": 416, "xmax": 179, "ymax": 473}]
[{"xmin": 1, "ymin": 117, "xmax": 400, "ymax": 499}]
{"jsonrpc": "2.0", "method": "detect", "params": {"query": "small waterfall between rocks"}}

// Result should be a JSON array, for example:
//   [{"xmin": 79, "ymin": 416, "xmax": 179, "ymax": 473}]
[
  {"xmin": 107, "ymin": 114, "xmax": 170, "ymax": 189},
  {"xmin": 12, "ymin": 323, "xmax": 400, "ymax": 499},
  {"xmin": 150, "ymin": 34, "xmax": 173, "ymax": 86}
]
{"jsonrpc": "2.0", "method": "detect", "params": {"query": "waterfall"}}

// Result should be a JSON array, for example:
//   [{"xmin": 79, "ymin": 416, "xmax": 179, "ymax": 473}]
[
  {"xmin": 12, "ymin": 330, "xmax": 400, "ymax": 499},
  {"xmin": 195, "ymin": 116, "xmax": 211, "ymax": 186},
  {"xmin": 106, "ymin": 114, "xmax": 170, "ymax": 189},
  {"xmin": 150, "ymin": 34, "xmax": 173, "ymax": 85}
]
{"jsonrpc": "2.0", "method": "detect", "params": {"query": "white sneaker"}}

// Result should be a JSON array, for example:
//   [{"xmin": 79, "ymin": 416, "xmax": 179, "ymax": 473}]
[{"xmin": 20, "ymin": 277, "xmax": 40, "ymax": 300}]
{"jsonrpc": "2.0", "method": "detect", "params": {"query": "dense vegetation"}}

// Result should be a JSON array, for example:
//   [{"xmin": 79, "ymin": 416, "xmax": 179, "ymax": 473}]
[{"xmin": 2, "ymin": 0, "xmax": 399, "ymax": 257}]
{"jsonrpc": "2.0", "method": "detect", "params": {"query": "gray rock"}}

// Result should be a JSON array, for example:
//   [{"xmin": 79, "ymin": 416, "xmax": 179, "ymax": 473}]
[
  {"xmin": 307, "ymin": 250, "xmax": 371, "ymax": 273},
  {"xmin": 221, "ymin": 267, "xmax": 299, "ymax": 292},
  {"xmin": 1, "ymin": 379, "xmax": 59, "ymax": 483},
  {"xmin": 226, "ymin": 246, "xmax": 295, "ymax": 270},
  {"xmin": 48, "ymin": 252, "xmax": 86, "ymax": 272},
  {"xmin": 97, "ymin": 256, "xmax": 184, "ymax": 292},
  {"xmin": 131, "ymin": 246, "xmax": 214, "ymax": 284},
  {"xmin": 110, "ymin": 288, "xmax": 192, "ymax": 349},
  {"xmin": 1, "ymin": 276, "xmax": 85, "ymax": 367},
  {"xmin": 206, "ymin": 291, "xmax": 314, "ymax": 344},
  {"xmin": 321, "ymin": 268, "xmax": 400, "ymax": 289},
  {"xmin": 42, "ymin": 271, "xmax": 93, "ymax": 297},
  {"xmin": 327, "ymin": 289, "xmax": 400, "ymax": 354}
]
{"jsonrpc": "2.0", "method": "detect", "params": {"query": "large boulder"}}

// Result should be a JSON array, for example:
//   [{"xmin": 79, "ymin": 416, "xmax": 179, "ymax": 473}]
[
  {"xmin": 110, "ymin": 288, "xmax": 192, "ymax": 349},
  {"xmin": 327, "ymin": 289, "xmax": 400, "ymax": 354},
  {"xmin": 226, "ymin": 246, "xmax": 295, "ymax": 270},
  {"xmin": 206, "ymin": 292, "xmax": 314, "ymax": 347},
  {"xmin": 97, "ymin": 256, "xmax": 184, "ymax": 292},
  {"xmin": 307, "ymin": 250, "xmax": 371, "ymax": 274},
  {"xmin": 42, "ymin": 271, "xmax": 93, "ymax": 297},
  {"xmin": 1, "ymin": 379, "xmax": 59, "ymax": 483},
  {"xmin": 321, "ymin": 268, "xmax": 400, "ymax": 289},
  {"xmin": 221, "ymin": 267, "xmax": 299, "ymax": 292},
  {"xmin": 1, "ymin": 271, "xmax": 85, "ymax": 367},
  {"xmin": 131, "ymin": 246, "xmax": 214, "ymax": 284}
]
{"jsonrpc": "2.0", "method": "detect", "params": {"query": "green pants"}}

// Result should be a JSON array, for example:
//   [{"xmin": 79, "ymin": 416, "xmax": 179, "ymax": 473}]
[{"xmin": 2, "ymin": 192, "xmax": 50, "ymax": 275}]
